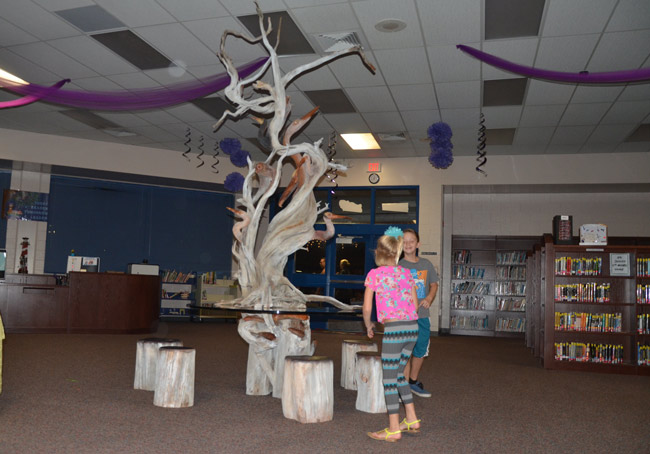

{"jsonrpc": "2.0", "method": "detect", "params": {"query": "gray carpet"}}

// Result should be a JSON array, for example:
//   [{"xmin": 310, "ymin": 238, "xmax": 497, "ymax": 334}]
[{"xmin": 0, "ymin": 321, "xmax": 648, "ymax": 454}]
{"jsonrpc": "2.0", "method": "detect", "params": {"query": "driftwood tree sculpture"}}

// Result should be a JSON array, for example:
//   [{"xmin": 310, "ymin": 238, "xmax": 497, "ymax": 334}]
[
  {"xmin": 214, "ymin": 4, "xmax": 375, "ymax": 311},
  {"xmin": 212, "ymin": 5, "xmax": 375, "ymax": 398}
]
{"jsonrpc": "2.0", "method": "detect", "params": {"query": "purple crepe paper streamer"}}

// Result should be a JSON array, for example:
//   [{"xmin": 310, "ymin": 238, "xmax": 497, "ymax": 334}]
[
  {"xmin": 0, "ymin": 57, "xmax": 268, "ymax": 110},
  {"xmin": 0, "ymin": 79, "xmax": 69, "ymax": 109},
  {"xmin": 457, "ymin": 45, "xmax": 650, "ymax": 84}
]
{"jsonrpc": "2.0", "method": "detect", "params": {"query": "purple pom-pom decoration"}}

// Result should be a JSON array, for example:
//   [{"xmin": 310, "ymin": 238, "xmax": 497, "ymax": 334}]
[
  {"xmin": 230, "ymin": 148, "xmax": 250, "ymax": 167},
  {"xmin": 429, "ymin": 148, "xmax": 454, "ymax": 169},
  {"xmin": 427, "ymin": 122, "xmax": 453, "ymax": 142},
  {"xmin": 430, "ymin": 140, "xmax": 453, "ymax": 153},
  {"xmin": 220, "ymin": 138, "xmax": 241, "ymax": 155},
  {"xmin": 224, "ymin": 172, "xmax": 245, "ymax": 192}
]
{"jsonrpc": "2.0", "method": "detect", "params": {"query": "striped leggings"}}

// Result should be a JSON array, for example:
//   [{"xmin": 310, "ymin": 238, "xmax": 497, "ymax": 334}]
[{"xmin": 381, "ymin": 320, "xmax": 419, "ymax": 414}]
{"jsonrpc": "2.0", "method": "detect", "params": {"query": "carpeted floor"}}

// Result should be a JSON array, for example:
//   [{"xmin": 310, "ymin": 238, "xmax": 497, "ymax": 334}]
[{"xmin": 0, "ymin": 321, "xmax": 648, "ymax": 454}]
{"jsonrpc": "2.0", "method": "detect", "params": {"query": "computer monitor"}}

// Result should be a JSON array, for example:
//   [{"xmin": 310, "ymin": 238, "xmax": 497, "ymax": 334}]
[{"xmin": 81, "ymin": 256, "xmax": 100, "ymax": 273}]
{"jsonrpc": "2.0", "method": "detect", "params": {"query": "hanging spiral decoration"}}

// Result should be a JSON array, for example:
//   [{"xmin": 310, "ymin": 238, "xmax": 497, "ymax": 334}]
[
  {"xmin": 182, "ymin": 127, "xmax": 192, "ymax": 161},
  {"xmin": 325, "ymin": 131, "xmax": 339, "ymax": 195},
  {"xmin": 211, "ymin": 141, "xmax": 220, "ymax": 174},
  {"xmin": 196, "ymin": 135, "xmax": 205, "ymax": 168},
  {"xmin": 476, "ymin": 112, "xmax": 487, "ymax": 176}
]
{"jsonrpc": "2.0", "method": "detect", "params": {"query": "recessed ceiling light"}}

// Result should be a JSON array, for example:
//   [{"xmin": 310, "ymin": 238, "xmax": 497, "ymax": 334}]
[
  {"xmin": 341, "ymin": 133, "xmax": 381, "ymax": 150},
  {"xmin": 0, "ymin": 68, "xmax": 27, "ymax": 85},
  {"xmin": 374, "ymin": 19, "xmax": 407, "ymax": 33}
]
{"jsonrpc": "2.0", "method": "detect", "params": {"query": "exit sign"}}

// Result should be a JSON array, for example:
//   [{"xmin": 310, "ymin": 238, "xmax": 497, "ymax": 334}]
[{"xmin": 368, "ymin": 162, "xmax": 381, "ymax": 172}]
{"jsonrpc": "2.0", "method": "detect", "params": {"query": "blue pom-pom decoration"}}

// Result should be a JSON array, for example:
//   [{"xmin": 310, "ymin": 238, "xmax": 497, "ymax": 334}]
[
  {"xmin": 427, "ymin": 122, "xmax": 453, "ymax": 142},
  {"xmin": 224, "ymin": 172, "xmax": 245, "ymax": 192},
  {"xmin": 429, "ymin": 148, "xmax": 454, "ymax": 169},
  {"xmin": 220, "ymin": 138, "xmax": 242, "ymax": 155},
  {"xmin": 384, "ymin": 226, "xmax": 404, "ymax": 238},
  {"xmin": 229, "ymin": 148, "xmax": 250, "ymax": 168}
]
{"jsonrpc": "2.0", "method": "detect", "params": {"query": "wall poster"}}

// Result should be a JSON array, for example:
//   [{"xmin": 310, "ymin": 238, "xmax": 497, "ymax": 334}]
[{"xmin": 2, "ymin": 189, "xmax": 49, "ymax": 222}]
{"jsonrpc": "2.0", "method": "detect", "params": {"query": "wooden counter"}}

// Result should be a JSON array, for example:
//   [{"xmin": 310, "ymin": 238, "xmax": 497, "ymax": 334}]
[{"xmin": 0, "ymin": 272, "xmax": 161, "ymax": 334}]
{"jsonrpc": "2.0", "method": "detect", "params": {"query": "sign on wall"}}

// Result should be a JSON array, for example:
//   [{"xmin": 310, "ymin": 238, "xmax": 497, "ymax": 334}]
[{"xmin": 2, "ymin": 189, "xmax": 49, "ymax": 222}]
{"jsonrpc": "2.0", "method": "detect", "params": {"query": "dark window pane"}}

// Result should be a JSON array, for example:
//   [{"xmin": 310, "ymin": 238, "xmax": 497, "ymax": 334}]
[
  {"xmin": 294, "ymin": 239, "xmax": 326, "ymax": 274},
  {"xmin": 374, "ymin": 188, "xmax": 417, "ymax": 224}
]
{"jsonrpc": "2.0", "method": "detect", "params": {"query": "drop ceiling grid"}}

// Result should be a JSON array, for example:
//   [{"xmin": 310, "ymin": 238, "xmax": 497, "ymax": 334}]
[
  {"xmin": 1, "ymin": 0, "xmax": 80, "ymax": 40},
  {"xmin": 47, "ymin": 35, "xmax": 138, "ymax": 75}
]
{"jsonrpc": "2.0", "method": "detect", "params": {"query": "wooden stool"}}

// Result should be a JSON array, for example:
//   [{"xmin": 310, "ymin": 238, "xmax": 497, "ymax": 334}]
[
  {"xmin": 134, "ymin": 338, "xmax": 183, "ymax": 391},
  {"xmin": 153, "ymin": 347, "xmax": 195, "ymax": 408},
  {"xmin": 355, "ymin": 351, "xmax": 386, "ymax": 413},
  {"xmin": 282, "ymin": 356, "xmax": 333, "ymax": 423},
  {"xmin": 340, "ymin": 339, "xmax": 377, "ymax": 390}
]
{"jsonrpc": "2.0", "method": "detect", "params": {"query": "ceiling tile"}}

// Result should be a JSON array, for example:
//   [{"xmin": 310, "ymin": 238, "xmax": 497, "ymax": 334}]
[
  {"xmin": 345, "ymin": 86, "xmax": 396, "ymax": 113},
  {"xmin": 304, "ymin": 89, "xmax": 356, "ymax": 114},
  {"xmin": 290, "ymin": 3, "xmax": 359, "ymax": 34},
  {"xmin": 481, "ymin": 106, "xmax": 523, "ymax": 128},
  {"xmin": 0, "ymin": 17, "xmax": 39, "ymax": 46},
  {"xmin": 94, "ymin": 0, "xmax": 177, "ymax": 28},
  {"xmin": 362, "ymin": 112, "xmax": 405, "ymax": 132},
  {"xmin": 560, "ymin": 103, "xmax": 610, "ymax": 126},
  {"xmin": 373, "ymin": 47, "xmax": 431, "ymax": 85},
  {"xmin": 7, "ymin": 42, "xmax": 97, "ymax": 79},
  {"xmin": 618, "ymin": 84, "xmax": 650, "ymax": 102},
  {"xmin": 55, "ymin": 5, "xmax": 125, "ymax": 32},
  {"xmin": 32, "ymin": 0, "xmax": 95, "ymax": 11},
  {"xmin": 165, "ymin": 103, "xmax": 219, "ymax": 123},
  {"xmin": 436, "ymin": 81, "xmax": 480, "ymax": 109},
  {"xmin": 351, "ymin": 0, "xmax": 423, "ymax": 50},
  {"xmin": 402, "ymin": 110, "xmax": 441, "ymax": 133},
  {"xmin": 417, "ymin": 0, "xmax": 481, "ymax": 45},
  {"xmin": 219, "ymin": 0, "xmax": 286, "ymax": 16},
  {"xmin": 135, "ymin": 23, "xmax": 220, "ymax": 67},
  {"xmin": 154, "ymin": 0, "xmax": 229, "ymax": 21},
  {"xmin": 328, "ymin": 51, "xmax": 383, "ymax": 88},
  {"xmin": 49, "ymin": 35, "xmax": 137, "ymax": 75},
  {"xmin": 440, "ymin": 107, "xmax": 481, "ymax": 130},
  {"xmin": 550, "ymin": 125, "xmax": 595, "ymax": 145},
  {"xmin": 520, "ymin": 104, "xmax": 566, "ymax": 127},
  {"xmin": 91, "ymin": 30, "xmax": 172, "ymax": 70},
  {"xmin": 238, "ymin": 11, "xmax": 315, "ymax": 55},
  {"xmin": 587, "ymin": 124, "xmax": 637, "ymax": 144},
  {"xmin": 280, "ymin": 56, "xmax": 340, "ymax": 91},
  {"xmin": 1, "ymin": 0, "xmax": 80, "ymax": 40},
  {"xmin": 483, "ymin": 78, "xmax": 527, "ymax": 107},
  {"xmin": 428, "ymin": 44, "xmax": 480, "ymax": 83},
  {"xmin": 525, "ymin": 80, "xmax": 576, "ymax": 105},
  {"xmin": 481, "ymin": 38, "xmax": 538, "ymax": 80},
  {"xmin": 541, "ymin": 0, "xmax": 616, "ymax": 36},
  {"xmin": 512, "ymin": 126, "xmax": 554, "ymax": 147},
  {"xmin": 571, "ymin": 85, "xmax": 624, "ymax": 103},
  {"xmin": 536, "ymin": 35, "xmax": 599, "ymax": 72},
  {"xmin": 0, "ymin": 49, "xmax": 60, "ymax": 84},
  {"xmin": 96, "ymin": 111, "xmax": 152, "ymax": 127},
  {"xmin": 600, "ymin": 100, "xmax": 650, "ymax": 124},
  {"xmin": 606, "ymin": 0, "xmax": 650, "ymax": 32},
  {"xmin": 135, "ymin": 110, "xmax": 185, "ymax": 126},
  {"xmin": 68, "ymin": 76, "xmax": 124, "ymax": 91},
  {"xmin": 107, "ymin": 72, "xmax": 160, "ymax": 89},
  {"xmin": 390, "ymin": 84, "xmax": 437, "ymax": 111},
  {"xmin": 485, "ymin": 0, "xmax": 544, "ymax": 40},
  {"xmin": 322, "ymin": 113, "xmax": 368, "ymax": 133},
  {"xmin": 588, "ymin": 30, "xmax": 650, "ymax": 72}
]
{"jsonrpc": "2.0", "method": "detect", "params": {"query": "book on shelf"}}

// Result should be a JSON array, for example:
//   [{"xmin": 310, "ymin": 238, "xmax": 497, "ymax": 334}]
[
  {"xmin": 554, "ymin": 257, "xmax": 602, "ymax": 276},
  {"xmin": 161, "ymin": 270, "xmax": 195, "ymax": 283},
  {"xmin": 554, "ymin": 283, "xmax": 611, "ymax": 303},
  {"xmin": 554, "ymin": 342, "xmax": 623, "ymax": 364},
  {"xmin": 555, "ymin": 312, "xmax": 622, "ymax": 332},
  {"xmin": 637, "ymin": 257, "xmax": 650, "ymax": 277}
]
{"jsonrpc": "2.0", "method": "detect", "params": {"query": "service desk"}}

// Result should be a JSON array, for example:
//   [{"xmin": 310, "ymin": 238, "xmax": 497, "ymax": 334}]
[{"xmin": 0, "ymin": 272, "xmax": 161, "ymax": 334}]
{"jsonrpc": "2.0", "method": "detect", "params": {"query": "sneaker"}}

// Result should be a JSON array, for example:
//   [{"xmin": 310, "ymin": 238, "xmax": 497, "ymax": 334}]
[{"xmin": 409, "ymin": 381, "xmax": 431, "ymax": 398}]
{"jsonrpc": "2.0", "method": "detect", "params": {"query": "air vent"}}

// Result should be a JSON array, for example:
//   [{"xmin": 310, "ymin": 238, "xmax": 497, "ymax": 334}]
[
  {"xmin": 378, "ymin": 132, "xmax": 407, "ymax": 142},
  {"xmin": 312, "ymin": 32, "xmax": 362, "ymax": 53}
]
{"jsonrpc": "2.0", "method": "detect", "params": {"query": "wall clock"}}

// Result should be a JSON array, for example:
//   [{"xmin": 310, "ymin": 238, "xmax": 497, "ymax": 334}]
[{"xmin": 368, "ymin": 173, "xmax": 380, "ymax": 184}]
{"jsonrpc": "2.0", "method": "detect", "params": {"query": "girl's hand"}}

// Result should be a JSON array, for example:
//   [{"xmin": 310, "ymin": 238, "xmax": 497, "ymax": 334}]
[{"xmin": 366, "ymin": 323, "xmax": 375, "ymax": 339}]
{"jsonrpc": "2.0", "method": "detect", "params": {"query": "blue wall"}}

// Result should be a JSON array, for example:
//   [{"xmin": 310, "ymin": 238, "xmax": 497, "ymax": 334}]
[{"xmin": 45, "ymin": 176, "xmax": 234, "ymax": 275}]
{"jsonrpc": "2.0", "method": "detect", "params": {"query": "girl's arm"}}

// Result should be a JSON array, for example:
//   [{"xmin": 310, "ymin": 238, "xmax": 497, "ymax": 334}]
[
  {"xmin": 412, "ymin": 286, "xmax": 419, "ymax": 310},
  {"xmin": 363, "ymin": 286, "xmax": 375, "ymax": 338}
]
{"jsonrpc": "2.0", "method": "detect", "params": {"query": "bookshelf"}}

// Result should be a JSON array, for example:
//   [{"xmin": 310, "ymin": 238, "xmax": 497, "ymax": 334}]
[
  {"xmin": 194, "ymin": 273, "xmax": 239, "ymax": 321},
  {"xmin": 542, "ymin": 237, "xmax": 650, "ymax": 375},
  {"xmin": 160, "ymin": 270, "xmax": 195, "ymax": 319},
  {"xmin": 449, "ymin": 236, "xmax": 539, "ymax": 337}
]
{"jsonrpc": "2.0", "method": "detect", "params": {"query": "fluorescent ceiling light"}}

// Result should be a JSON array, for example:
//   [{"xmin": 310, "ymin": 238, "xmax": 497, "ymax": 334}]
[
  {"xmin": 0, "ymin": 68, "xmax": 28, "ymax": 85},
  {"xmin": 341, "ymin": 133, "xmax": 381, "ymax": 150}
]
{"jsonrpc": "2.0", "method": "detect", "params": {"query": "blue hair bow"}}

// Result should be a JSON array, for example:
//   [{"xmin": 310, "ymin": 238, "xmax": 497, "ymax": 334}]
[{"xmin": 384, "ymin": 226, "xmax": 403, "ymax": 238}]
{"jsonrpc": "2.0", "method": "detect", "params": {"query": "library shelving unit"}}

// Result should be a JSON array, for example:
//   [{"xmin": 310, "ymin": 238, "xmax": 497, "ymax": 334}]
[
  {"xmin": 449, "ymin": 236, "xmax": 539, "ymax": 337},
  {"xmin": 194, "ymin": 272, "xmax": 239, "ymax": 322},
  {"xmin": 525, "ymin": 242, "xmax": 546, "ymax": 361},
  {"xmin": 542, "ymin": 236, "xmax": 650, "ymax": 375},
  {"xmin": 160, "ymin": 270, "xmax": 195, "ymax": 319}
]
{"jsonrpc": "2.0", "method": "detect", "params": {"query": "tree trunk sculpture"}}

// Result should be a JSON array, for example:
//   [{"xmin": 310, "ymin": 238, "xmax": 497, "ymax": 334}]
[{"xmin": 213, "ymin": 3, "xmax": 375, "ymax": 397}]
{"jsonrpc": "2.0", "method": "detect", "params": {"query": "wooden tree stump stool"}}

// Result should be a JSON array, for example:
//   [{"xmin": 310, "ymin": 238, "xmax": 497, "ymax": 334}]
[
  {"xmin": 134, "ymin": 338, "xmax": 183, "ymax": 391},
  {"xmin": 355, "ymin": 351, "xmax": 386, "ymax": 413},
  {"xmin": 341, "ymin": 339, "xmax": 377, "ymax": 390},
  {"xmin": 282, "ymin": 356, "xmax": 333, "ymax": 423},
  {"xmin": 153, "ymin": 347, "xmax": 195, "ymax": 408}
]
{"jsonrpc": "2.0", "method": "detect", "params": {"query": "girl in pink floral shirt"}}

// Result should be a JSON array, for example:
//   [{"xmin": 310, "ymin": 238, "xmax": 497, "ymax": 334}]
[{"xmin": 363, "ymin": 227, "xmax": 421, "ymax": 442}]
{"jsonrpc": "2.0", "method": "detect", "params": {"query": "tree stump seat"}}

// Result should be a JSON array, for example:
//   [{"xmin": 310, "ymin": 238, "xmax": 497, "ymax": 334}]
[
  {"xmin": 355, "ymin": 351, "xmax": 386, "ymax": 413},
  {"xmin": 153, "ymin": 346, "xmax": 196, "ymax": 408},
  {"xmin": 134, "ymin": 338, "xmax": 183, "ymax": 391},
  {"xmin": 340, "ymin": 339, "xmax": 378, "ymax": 390},
  {"xmin": 282, "ymin": 355, "xmax": 333, "ymax": 423}
]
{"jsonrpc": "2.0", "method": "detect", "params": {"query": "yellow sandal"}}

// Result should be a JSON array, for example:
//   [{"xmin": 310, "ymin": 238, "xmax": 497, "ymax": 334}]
[
  {"xmin": 400, "ymin": 418, "xmax": 421, "ymax": 435},
  {"xmin": 367, "ymin": 428, "xmax": 402, "ymax": 442}
]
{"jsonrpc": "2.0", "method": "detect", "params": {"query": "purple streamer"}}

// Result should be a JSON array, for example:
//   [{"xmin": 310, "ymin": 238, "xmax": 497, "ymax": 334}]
[
  {"xmin": 457, "ymin": 45, "xmax": 650, "ymax": 84},
  {"xmin": 0, "ymin": 58, "xmax": 268, "ymax": 110},
  {"xmin": 0, "ymin": 79, "xmax": 69, "ymax": 109}
]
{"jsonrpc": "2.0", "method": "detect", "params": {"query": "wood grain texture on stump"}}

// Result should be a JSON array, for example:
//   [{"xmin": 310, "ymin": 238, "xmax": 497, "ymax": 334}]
[
  {"xmin": 282, "ymin": 356, "xmax": 333, "ymax": 423},
  {"xmin": 355, "ymin": 351, "xmax": 386, "ymax": 413},
  {"xmin": 153, "ymin": 347, "xmax": 195, "ymax": 408},
  {"xmin": 134, "ymin": 338, "xmax": 183, "ymax": 391},
  {"xmin": 340, "ymin": 339, "xmax": 377, "ymax": 390}
]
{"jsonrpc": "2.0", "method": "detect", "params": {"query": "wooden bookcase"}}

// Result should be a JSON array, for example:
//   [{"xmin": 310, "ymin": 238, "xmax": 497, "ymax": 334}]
[
  {"xmin": 449, "ymin": 236, "xmax": 539, "ymax": 337},
  {"xmin": 542, "ymin": 237, "xmax": 650, "ymax": 375}
]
